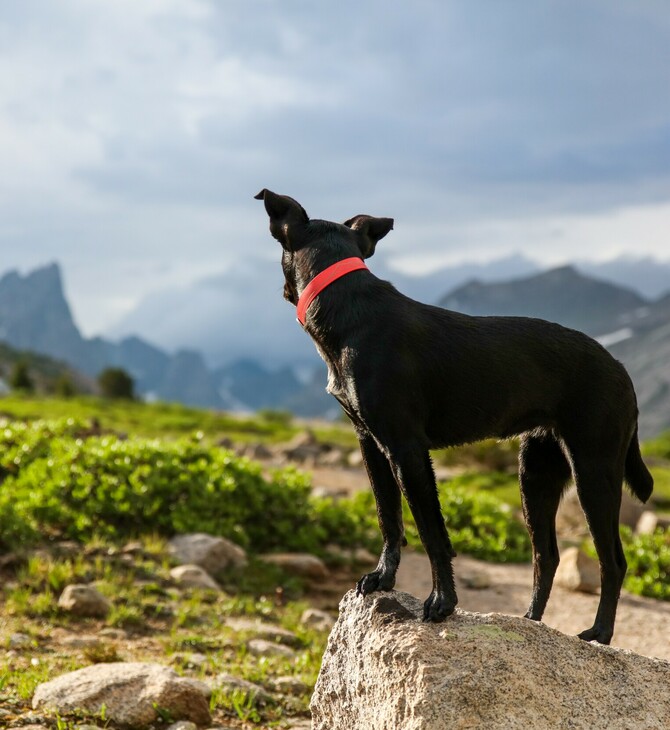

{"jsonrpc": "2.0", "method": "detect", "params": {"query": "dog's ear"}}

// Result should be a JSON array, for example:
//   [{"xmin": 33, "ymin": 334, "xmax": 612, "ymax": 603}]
[
  {"xmin": 343, "ymin": 215, "xmax": 394, "ymax": 258},
  {"xmin": 254, "ymin": 189, "xmax": 309, "ymax": 250}
]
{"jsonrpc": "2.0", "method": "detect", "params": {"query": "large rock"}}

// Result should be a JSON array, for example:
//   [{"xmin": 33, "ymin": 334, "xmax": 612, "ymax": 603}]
[
  {"xmin": 311, "ymin": 590, "xmax": 670, "ymax": 730},
  {"xmin": 554, "ymin": 546, "xmax": 601, "ymax": 594},
  {"xmin": 169, "ymin": 533, "xmax": 247, "ymax": 576},
  {"xmin": 32, "ymin": 662, "xmax": 211, "ymax": 726}
]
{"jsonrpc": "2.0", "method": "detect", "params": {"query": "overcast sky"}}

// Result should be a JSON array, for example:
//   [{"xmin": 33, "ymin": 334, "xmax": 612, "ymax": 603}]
[{"xmin": 1, "ymin": 1, "xmax": 670, "ymax": 335}]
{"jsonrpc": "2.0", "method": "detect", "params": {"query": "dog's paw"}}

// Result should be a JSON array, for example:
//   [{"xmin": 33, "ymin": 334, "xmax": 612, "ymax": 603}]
[
  {"xmin": 577, "ymin": 625, "xmax": 613, "ymax": 645},
  {"xmin": 422, "ymin": 590, "xmax": 457, "ymax": 622},
  {"xmin": 356, "ymin": 570, "xmax": 394, "ymax": 597}
]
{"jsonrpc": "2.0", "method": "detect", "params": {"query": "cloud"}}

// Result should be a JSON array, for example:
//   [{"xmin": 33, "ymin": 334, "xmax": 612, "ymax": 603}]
[{"xmin": 1, "ymin": 1, "xmax": 670, "ymax": 335}]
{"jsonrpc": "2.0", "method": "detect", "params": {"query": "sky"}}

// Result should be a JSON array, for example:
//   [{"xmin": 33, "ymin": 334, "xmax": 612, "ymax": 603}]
[{"xmin": 1, "ymin": 1, "xmax": 670, "ymax": 336}]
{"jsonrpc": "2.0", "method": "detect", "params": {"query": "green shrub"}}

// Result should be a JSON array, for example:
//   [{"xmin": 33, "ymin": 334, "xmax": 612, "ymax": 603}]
[
  {"xmin": 0, "ymin": 428, "xmax": 368, "ymax": 555},
  {"xmin": 621, "ymin": 527, "xmax": 670, "ymax": 601},
  {"xmin": 0, "ymin": 417, "xmax": 91, "ymax": 480},
  {"xmin": 402, "ymin": 482, "xmax": 531, "ymax": 563}
]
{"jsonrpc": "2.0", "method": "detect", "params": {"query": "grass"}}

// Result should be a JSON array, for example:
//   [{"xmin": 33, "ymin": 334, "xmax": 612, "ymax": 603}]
[
  {"xmin": 0, "ymin": 392, "xmax": 356, "ymax": 447},
  {"xmin": 0, "ymin": 535, "xmax": 324, "ymax": 728}
]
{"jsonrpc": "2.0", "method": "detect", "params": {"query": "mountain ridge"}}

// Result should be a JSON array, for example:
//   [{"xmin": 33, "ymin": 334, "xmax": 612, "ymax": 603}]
[{"xmin": 2, "ymin": 259, "xmax": 670, "ymax": 435}]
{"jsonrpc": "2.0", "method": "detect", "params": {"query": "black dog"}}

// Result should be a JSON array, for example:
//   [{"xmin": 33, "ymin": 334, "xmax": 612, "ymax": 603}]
[{"xmin": 255, "ymin": 188, "xmax": 653, "ymax": 645}]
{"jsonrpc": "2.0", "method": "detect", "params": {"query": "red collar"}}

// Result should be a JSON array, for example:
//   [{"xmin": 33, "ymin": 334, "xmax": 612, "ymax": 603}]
[{"xmin": 296, "ymin": 257, "xmax": 368, "ymax": 326}]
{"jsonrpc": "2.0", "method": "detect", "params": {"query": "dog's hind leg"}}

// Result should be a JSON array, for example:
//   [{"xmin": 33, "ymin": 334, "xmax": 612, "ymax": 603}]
[
  {"xmin": 518, "ymin": 433, "xmax": 572, "ymax": 622},
  {"xmin": 356, "ymin": 433, "xmax": 405, "ymax": 596},
  {"xmin": 571, "ymin": 452, "xmax": 627, "ymax": 645}
]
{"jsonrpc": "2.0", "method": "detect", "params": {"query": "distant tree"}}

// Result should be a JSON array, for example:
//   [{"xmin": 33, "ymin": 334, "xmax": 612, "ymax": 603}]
[
  {"xmin": 10, "ymin": 359, "xmax": 34, "ymax": 392},
  {"xmin": 54, "ymin": 372, "xmax": 77, "ymax": 398},
  {"xmin": 98, "ymin": 367, "xmax": 135, "ymax": 400}
]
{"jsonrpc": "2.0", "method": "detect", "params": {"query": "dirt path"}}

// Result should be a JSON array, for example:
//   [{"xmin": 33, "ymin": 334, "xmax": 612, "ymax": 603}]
[{"xmin": 395, "ymin": 551, "xmax": 670, "ymax": 661}]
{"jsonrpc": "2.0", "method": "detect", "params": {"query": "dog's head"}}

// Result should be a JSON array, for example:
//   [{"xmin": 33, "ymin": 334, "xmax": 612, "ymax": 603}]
[{"xmin": 255, "ymin": 189, "xmax": 393, "ymax": 305}]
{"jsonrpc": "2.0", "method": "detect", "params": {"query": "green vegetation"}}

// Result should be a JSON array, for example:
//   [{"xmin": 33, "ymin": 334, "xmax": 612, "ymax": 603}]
[
  {"xmin": 9, "ymin": 359, "xmax": 35, "ymax": 392},
  {"xmin": 0, "ymin": 416, "xmax": 531, "ymax": 564},
  {"xmin": 0, "ymin": 398, "xmax": 669, "ymax": 727},
  {"xmin": 97, "ymin": 367, "xmax": 135, "ymax": 400},
  {"xmin": 0, "ymin": 393, "xmax": 347, "ymax": 444},
  {"xmin": 584, "ymin": 527, "xmax": 670, "ymax": 602},
  {"xmin": 0, "ymin": 419, "xmax": 375, "ymax": 554},
  {"xmin": 0, "ymin": 538, "xmax": 323, "ymax": 727},
  {"xmin": 622, "ymin": 528, "xmax": 670, "ymax": 601}
]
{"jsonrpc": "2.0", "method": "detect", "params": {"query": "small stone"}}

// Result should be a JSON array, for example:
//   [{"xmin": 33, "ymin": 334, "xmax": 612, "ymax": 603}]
[
  {"xmin": 282, "ymin": 430, "xmax": 323, "ymax": 462},
  {"xmin": 0, "ymin": 708, "xmax": 12, "ymax": 719},
  {"xmin": 58, "ymin": 584, "xmax": 111, "ymax": 618},
  {"xmin": 619, "ymin": 491, "xmax": 645, "ymax": 529},
  {"xmin": 260, "ymin": 552, "xmax": 328, "ymax": 580},
  {"xmin": 166, "ymin": 722, "xmax": 197, "ymax": 730},
  {"xmin": 460, "ymin": 569, "xmax": 491, "ymax": 590},
  {"xmin": 268, "ymin": 675, "xmax": 310, "ymax": 695},
  {"xmin": 169, "ymin": 652, "xmax": 208, "ymax": 668},
  {"xmin": 317, "ymin": 449, "xmax": 346, "ymax": 467},
  {"xmin": 244, "ymin": 442, "xmax": 273, "ymax": 460},
  {"xmin": 247, "ymin": 639, "xmax": 296, "ymax": 658},
  {"xmin": 169, "ymin": 533, "xmax": 247, "ymax": 576},
  {"xmin": 226, "ymin": 618, "xmax": 301, "ymax": 647},
  {"xmin": 74, "ymin": 725, "xmax": 102, "ymax": 730},
  {"xmin": 636, "ymin": 510, "xmax": 670, "ymax": 534},
  {"xmin": 555, "ymin": 547, "xmax": 600, "ymax": 594},
  {"xmin": 98, "ymin": 628, "xmax": 127, "ymax": 640},
  {"xmin": 170, "ymin": 564, "xmax": 221, "ymax": 591},
  {"xmin": 54, "ymin": 540, "xmax": 80, "ymax": 556},
  {"xmin": 121, "ymin": 540, "xmax": 144, "ymax": 555},
  {"xmin": 347, "ymin": 449, "xmax": 364, "ymax": 468},
  {"xmin": 211, "ymin": 673, "xmax": 271, "ymax": 703},
  {"xmin": 61, "ymin": 635, "xmax": 103, "ymax": 649},
  {"xmin": 9, "ymin": 632, "xmax": 32, "ymax": 648},
  {"xmin": 312, "ymin": 485, "xmax": 349, "ymax": 500},
  {"xmin": 300, "ymin": 608, "xmax": 335, "ymax": 632}
]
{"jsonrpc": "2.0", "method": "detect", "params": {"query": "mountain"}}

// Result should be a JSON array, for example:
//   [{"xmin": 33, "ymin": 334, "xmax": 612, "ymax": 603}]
[
  {"xmin": 0, "ymin": 263, "xmax": 332, "ymax": 416},
  {"xmin": 0, "ymin": 264, "xmax": 227, "ymax": 409},
  {"xmin": 577, "ymin": 256, "xmax": 670, "ymax": 300},
  {"xmin": 439, "ymin": 265, "xmax": 648, "ymax": 337}
]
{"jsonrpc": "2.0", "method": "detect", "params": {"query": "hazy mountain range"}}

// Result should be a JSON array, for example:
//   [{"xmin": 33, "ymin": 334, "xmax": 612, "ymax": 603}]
[{"xmin": 1, "ymin": 256, "xmax": 670, "ymax": 435}]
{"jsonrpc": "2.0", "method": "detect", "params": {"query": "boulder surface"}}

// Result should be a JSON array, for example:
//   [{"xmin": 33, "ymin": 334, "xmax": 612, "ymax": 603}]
[
  {"xmin": 311, "ymin": 590, "xmax": 670, "ymax": 730},
  {"xmin": 32, "ymin": 662, "xmax": 211, "ymax": 726}
]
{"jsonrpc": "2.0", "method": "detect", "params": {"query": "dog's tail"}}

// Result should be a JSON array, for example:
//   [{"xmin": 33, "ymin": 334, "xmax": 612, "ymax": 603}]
[{"xmin": 625, "ymin": 426, "xmax": 654, "ymax": 503}]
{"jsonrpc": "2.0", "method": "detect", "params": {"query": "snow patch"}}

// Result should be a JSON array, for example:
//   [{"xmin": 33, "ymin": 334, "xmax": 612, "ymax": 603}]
[{"xmin": 597, "ymin": 328, "xmax": 634, "ymax": 347}]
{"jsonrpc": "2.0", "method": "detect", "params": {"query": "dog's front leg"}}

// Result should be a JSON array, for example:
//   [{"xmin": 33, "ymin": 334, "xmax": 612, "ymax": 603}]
[
  {"xmin": 356, "ymin": 433, "xmax": 405, "ymax": 596},
  {"xmin": 386, "ymin": 444, "xmax": 458, "ymax": 622}
]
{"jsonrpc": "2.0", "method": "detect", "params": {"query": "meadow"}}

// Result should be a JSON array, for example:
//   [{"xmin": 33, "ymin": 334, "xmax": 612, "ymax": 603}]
[{"xmin": 0, "ymin": 395, "xmax": 668, "ymax": 728}]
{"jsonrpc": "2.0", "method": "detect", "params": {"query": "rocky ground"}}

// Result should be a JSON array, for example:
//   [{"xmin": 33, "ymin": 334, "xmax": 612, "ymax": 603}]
[{"xmin": 1, "ymin": 430, "xmax": 668, "ymax": 729}]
